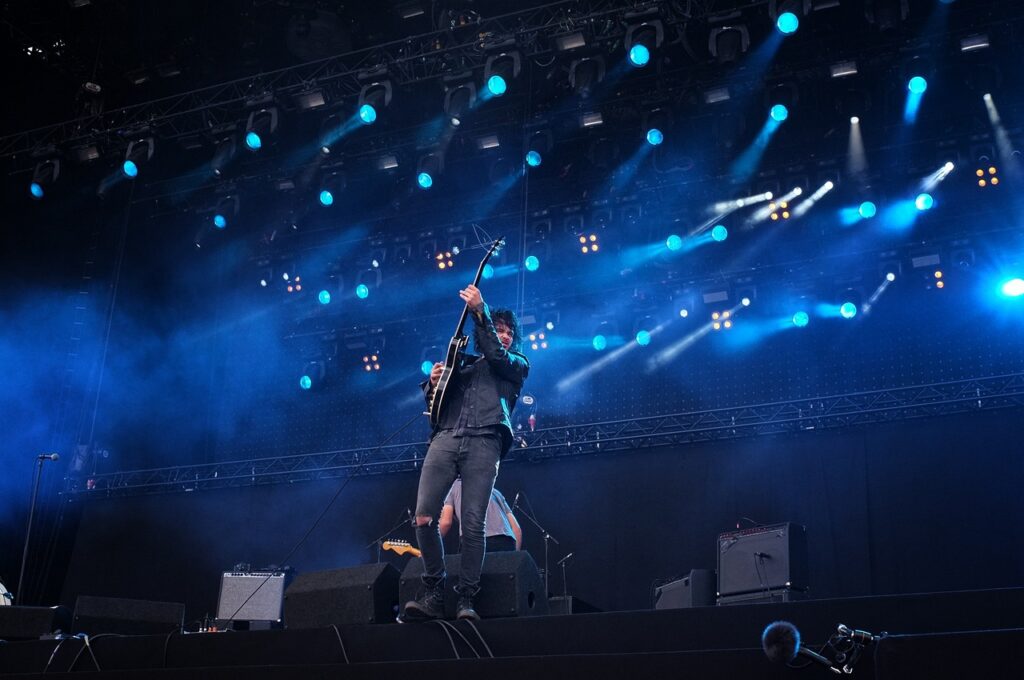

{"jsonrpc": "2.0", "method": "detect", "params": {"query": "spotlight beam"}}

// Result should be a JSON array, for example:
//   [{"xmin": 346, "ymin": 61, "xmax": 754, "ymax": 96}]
[
  {"xmin": 984, "ymin": 94, "xmax": 1022, "ymax": 183},
  {"xmin": 848, "ymin": 117, "xmax": 867, "ymax": 178},
  {"xmin": 647, "ymin": 302, "xmax": 744, "ymax": 371},
  {"xmin": 791, "ymin": 181, "xmax": 835, "ymax": 219},
  {"xmin": 920, "ymin": 162, "xmax": 955, "ymax": 192},
  {"xmin": 862, "ymin": 273, "xmax": 895, "ymax": 315},
  {"xmin": 556, "ymin": 323, "xmax": 668, "ymax": 392},
  {"xmin": 711, "ymin": 191, "xmax": 774, "ymax": 214}
]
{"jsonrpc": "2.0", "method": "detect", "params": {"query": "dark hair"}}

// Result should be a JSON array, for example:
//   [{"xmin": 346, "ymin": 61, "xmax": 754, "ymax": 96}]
[{"xmin": 486, "ymin": 307, "xmax": 524, "ymax": 354}]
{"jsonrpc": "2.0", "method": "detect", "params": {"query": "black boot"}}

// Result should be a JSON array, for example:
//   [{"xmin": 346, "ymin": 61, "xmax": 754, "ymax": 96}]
[
  {"xmin": 402, "ymin": 580, "xmax": 445, "ymax": 621},
  {"xmin": 456, "ymin": 592, "xmax": 480, "ymax": 621}
]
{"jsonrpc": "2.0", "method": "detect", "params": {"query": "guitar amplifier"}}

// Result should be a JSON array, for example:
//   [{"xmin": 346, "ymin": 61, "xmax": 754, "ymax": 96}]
[
  {"xmin": 717, "ymin": 523, "xmax": 808, "ymax": 598},
  {"xmin": 217, "ymin": 571, "xmax": 290, "ymax": 623}
]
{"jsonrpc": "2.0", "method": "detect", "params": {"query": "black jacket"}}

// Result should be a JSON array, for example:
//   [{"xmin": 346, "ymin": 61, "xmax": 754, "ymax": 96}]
[{"xmin": 422, "ymin": 303, "xmax": 529, "ymax": 456}]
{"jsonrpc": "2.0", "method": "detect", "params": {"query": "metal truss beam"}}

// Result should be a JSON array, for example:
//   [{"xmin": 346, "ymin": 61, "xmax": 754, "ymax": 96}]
[{"xmin": 66, "ymin": 372, "xmax": 1024, "ymax": 499}]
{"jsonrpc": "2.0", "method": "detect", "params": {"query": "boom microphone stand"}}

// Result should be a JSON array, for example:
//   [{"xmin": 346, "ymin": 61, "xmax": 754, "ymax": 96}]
[
  {"xmin": 17, "ymin": 453, "xmax": 59, "ymax": 606},
  {"xmin": 366, "ymin": 508, "xmax": 414, "ymax": 563},
  {"xmin": 513, "ymin": 493, "xmax": 559, "ymax": 596}
]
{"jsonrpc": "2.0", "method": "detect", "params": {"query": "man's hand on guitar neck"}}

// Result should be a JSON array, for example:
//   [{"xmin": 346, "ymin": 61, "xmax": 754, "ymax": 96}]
[
  {"xmin": 429, "ymin": 362, "xmax": 445, "ymax": 387},
  {"xmin": 459, "ymin": 284, "xmax": 484, "ymax": 313}
]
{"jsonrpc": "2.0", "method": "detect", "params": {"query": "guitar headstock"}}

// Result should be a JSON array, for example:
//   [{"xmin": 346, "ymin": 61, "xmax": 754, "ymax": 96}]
[
  {"xmin": 382, "ymin": 539, "xmax": 420, "ymax": 556},
  {"xmin": 487, "ymin": 237, "xmax": 505, "ymax": 258}
]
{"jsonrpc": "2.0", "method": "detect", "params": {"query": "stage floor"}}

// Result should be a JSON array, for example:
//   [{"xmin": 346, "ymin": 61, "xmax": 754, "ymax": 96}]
[{"xmin": 2, "ymin": 587, "xmax": 1023, "ymax": 678}]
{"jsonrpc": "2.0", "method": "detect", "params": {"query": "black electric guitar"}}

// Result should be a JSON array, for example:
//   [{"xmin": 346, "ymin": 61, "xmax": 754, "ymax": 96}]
[{"xmin": 426, "ymin": 236, "xmax": 504, "ymax": 428}]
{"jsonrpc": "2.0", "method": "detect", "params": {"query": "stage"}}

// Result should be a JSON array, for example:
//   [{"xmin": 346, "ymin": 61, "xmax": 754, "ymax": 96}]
[{"xmin": 2, "ymin": 588, "xmax": 1023, "ymax": 678}]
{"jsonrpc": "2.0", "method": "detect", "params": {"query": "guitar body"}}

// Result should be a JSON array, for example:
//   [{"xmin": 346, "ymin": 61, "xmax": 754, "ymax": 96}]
[
  {"xmin": 425, "ymin": 237, "xmax": 504, "ymax": 428},
  {"xmin": 427, "ymin": 335, "xmax": 468, "ymax": 427}
]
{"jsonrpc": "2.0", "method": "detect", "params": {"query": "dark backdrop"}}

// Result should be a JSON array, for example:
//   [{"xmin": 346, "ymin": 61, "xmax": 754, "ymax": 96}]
[{"xmin": 60, "ymin": 408, "xmax": 1024, "ymax": 619}]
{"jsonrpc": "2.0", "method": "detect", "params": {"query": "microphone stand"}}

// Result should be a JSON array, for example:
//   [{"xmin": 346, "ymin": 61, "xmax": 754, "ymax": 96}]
[
  {"xmin": 556, "ymin": 552, "xmax": 574, "ymax": 599},
  {"xmin": 365, "ymin": 509, "xmax": 413, "ymax": 563},
  {"xmin": 16, "ymin": 456, "xmax": 50, "ymax": 606},
  {"xmin": 514, "ymin": 495, "xmax": 560, "ymax": 597}
]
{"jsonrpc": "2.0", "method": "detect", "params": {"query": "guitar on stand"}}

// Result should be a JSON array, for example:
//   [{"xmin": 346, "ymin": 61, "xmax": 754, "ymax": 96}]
[
  {"xmin": 425, "ymin": 236, "xmax": 505, "ymax": 427},
  {"xmin": 382, "ymin": 540, "xmax": 422, "ymax": 558}
]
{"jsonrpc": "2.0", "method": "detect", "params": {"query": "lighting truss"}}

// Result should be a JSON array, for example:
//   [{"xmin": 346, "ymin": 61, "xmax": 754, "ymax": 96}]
[
  {"xmin": 66, "ymin": 373, "xmax": 1024, "ymax": 499},
  {"xmin": 0, "ymin": 0, "xmax": 709, "ymax": 160}
]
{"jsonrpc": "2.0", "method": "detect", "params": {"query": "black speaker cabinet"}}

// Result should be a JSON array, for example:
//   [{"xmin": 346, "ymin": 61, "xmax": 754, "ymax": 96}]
[
  {"xmin": 72, "ymin": 596, "xmax": 184, "ymax": 636},
  {"xmin": 654, "ymin": 569, "xmax": 716, "ymax": 609},
  {"xmin": 284, "ymin": 563, "xmax": 399, "ymax": 628},
  {"xmin": 717, "ymin": 523, "xmax": 808, "ymax": 597},
  {"xmin": 400, "ymin": 551, "xmax": 547, "ymax": 618},
  {"xmin": 217, "ymin": 571, "xmax": 289, "ymax": 623},
  {"xmin": 0, "ymin": 606, "xmax": 72, "ymax": 640}
]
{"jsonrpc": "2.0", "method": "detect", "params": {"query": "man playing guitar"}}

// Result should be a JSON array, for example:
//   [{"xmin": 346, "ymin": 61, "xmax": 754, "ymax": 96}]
[{"xmin": 402, "ymin": 284, "xmax": 529, "ymax": 622}]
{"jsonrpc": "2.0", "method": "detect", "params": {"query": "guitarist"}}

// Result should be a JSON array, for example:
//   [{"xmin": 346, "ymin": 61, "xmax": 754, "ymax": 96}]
[{"xmin": 402, "ymin": 284, "xmax": 529, "ymax": 622}]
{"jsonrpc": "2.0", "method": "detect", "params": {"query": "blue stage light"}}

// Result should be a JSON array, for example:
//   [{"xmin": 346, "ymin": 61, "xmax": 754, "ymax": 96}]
[
  {"xmin": 1002, "ymin": 278, "xmax": 1024, "ymax": 297},
  {"xmin": 299, "ymin": 375, "xmax": 312, "ymax": 390},
  {"xmin": 359, "ymin": 104, "xmax": 377, "ymax": 125},
  {"xmin": 482, "ymin": 263, "xmax": 494, "ymax": 280},
  {"xmin": 859, "ymin": 201, "xmax": 877, "ymax": 219},
  {"xmin": 665, "ymin": 234, "xmax": 683, "ymax": 251},
  {"xmin": 421, "ymin": 360, "xmax": 434, "ymax": 376},
  {"xmin": 646, "ymin": 128, "xmax": 664, "ymax": 146},
  {"xmin": 711, "ymin": 225, "xmax": 728, "ymax": 242},
  {"xmin": 770, "ymin": 104, "xmax": 789, "ymax": 122},
  {"xmin": 525, "ymin": 150, "xmax": 542, "ymax": 167},
  {"xmin": 592, "ymin": 334, "xmax": 608, "ymax": 351},
  {"xmin": 121, "ymin": 160, "xmax": 139, "ymax": 178},
  {"xmin": 915, "ymin": 193, "xmax": 934, "ymax": 211},
  {"xmin": 318, "ymin": 290, "xmax": 331, "ymax": 305},
  {"xmin": 356, "ymin": 284, "xmax": 369, "ymax": 299},
  {"xmin": 628, "ymin": 44, "xmax": 650, "ymax": 67},
  {"xmin": 776, "ymin": 12, "xmax": 799, "ymax": 34},
  {"xmin": 213, "ymin": 214, "xmax": 227, "ymax": 229},
  {"xmin": 245, "ymin": 131, "xmax": 262, "ymax": 150},
  {"xmin": 319, "ymin": 190, "xmax": 334, "ymax": 206},
  {"xmin": 635, "ymin": 330, "xmax": 651, "ymax": 346},
  {"xmin": 840, "ymin": 302, "xmax": 858, "ymax": 319},
  {"xmin": 908, "ymin": 76, "xmax": 928, "ymax": 94},
  {"xmin": 487, "ymin": 74, "xmax": 507, "ymax": 96},
  {"xmin": 30, "ymin": 182, "xmax": 44, "ymax": 199},
  {"xmin": 792, "ymin": 311, "xmax": 809, "ymax": 328},
  {"xmin": 417, "ymin": 172, "xmax": 433, "ymax": 189},
  {"xmin": 524, "ymin": 255, "xmax": 540, "ymax": 272}
]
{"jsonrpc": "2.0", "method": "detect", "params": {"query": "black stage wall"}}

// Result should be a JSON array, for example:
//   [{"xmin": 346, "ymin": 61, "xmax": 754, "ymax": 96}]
[{"xmin": 60, "ymin": 408, "xmax": 1024, "ymax": 618}]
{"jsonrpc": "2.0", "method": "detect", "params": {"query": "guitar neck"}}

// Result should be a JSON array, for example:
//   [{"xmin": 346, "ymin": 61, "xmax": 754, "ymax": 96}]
[{"xmin": 451, "ymin": 240, "xmax": 499, "ymax": 339}]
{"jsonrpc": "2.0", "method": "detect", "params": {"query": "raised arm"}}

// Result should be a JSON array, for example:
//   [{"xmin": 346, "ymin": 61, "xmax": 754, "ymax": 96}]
[{"xmin": 458, "ymin": 285, "xmax": 528, "ymax": 384}]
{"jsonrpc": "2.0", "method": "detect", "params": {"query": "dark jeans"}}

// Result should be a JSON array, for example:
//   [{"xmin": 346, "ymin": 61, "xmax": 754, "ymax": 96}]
[{"xmin": 414, "ymin": 430, "xmax": 501, "ymax": 597}]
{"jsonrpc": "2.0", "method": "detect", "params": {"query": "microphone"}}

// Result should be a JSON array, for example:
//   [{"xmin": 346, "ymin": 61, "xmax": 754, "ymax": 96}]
[
  {"xmin": 762, "ymin": 621, "xmax": 839, "ymax": 674},
  {"xmin": 837, "ymin": 624, "xmax": 878, "ymax": 644},
  {"xmin": 754, "ymin": 551, "xmax": 771, "ymax": 559},
  {"xmin": 512, "ymin": 492, "xmax": 520, "ymax": 510},
  {"xmin": 406, "ymin": 508, "xmax": 413, "ymax": 523},
  {"xmin": 38, "ymin": 453, "xmax": 60, "ymax": 461}
]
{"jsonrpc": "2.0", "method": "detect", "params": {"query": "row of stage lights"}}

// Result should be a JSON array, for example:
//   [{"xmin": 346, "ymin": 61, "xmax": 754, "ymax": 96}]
[
  {"xmin": 23, "ymin": 62, "xmax": 980, "ymax": 218},
  {"xmin": 211, "ymin": 71, "xmax": 950, "ymax": 221},
  {"xmin": 25, "ymin": 8, "xmax": 811, "ymax": 197},
  {"xmin": 24, "ymin": 0, "xmax": 995, "ymax": 208},
  {"xmin": 18, "ymin": 7, "xmax": 825, "ymax": 202},
  {"xmin": 296, "ymin": 272, "xmax": 1023, "ymax": 390},
  {"xmin": 287, "ymin": 177, "xmax": 949, "ymax": 306}
]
